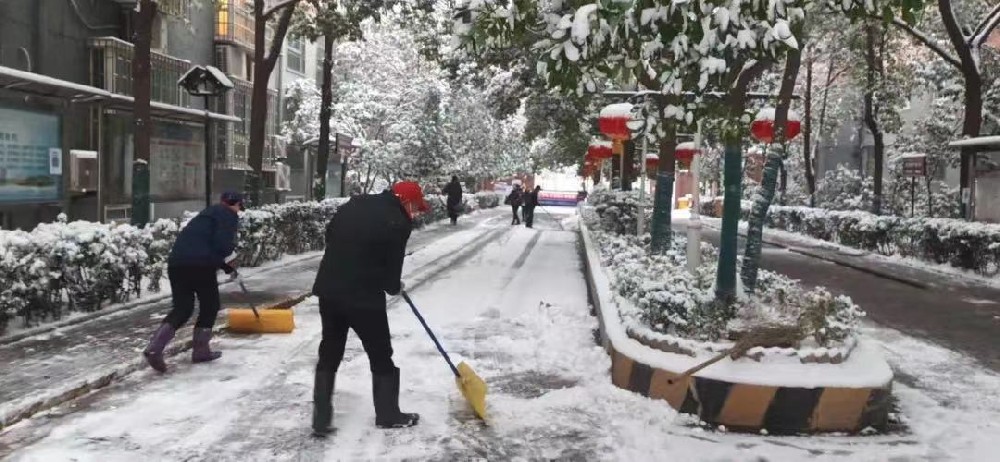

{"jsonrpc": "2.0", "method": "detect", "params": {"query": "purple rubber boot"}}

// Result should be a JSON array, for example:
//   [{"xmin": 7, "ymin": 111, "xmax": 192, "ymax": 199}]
[
  {"xmin": 143, "ymin": 323, "xmax": 176, "ymax": 373},
  {"xmin": 191, "ymin": 328, "xmax": 222, "ymax": 363}
]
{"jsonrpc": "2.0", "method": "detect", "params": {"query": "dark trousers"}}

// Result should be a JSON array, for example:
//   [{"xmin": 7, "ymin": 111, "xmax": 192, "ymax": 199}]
[
  {"xmin": 511, "ymin": 205, "xmax": 521, "ymax": 224},
  {"xmin": 523, "ymin": 206, "xmax": 535, "ymax": 228},
  {"xmin": 164, "ymin": 265, "xmax": 220, "ymax": 329},
  {"xmin": 317, "ymin": 296, "xmax": 396, "ymax": 375}
]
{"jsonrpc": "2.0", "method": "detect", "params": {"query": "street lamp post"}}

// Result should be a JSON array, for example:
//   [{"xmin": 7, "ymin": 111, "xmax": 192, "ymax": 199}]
[
  {"xmin": 687, "ymin": 120, "xmax": 703, "ymax": 273},
  {"xmin": 626, "ymin": 106, "xmax": 648, "ymax": 235},
  {"xmin": 179, "ymin": 65, "xmax": 234, "ymax": 208}
]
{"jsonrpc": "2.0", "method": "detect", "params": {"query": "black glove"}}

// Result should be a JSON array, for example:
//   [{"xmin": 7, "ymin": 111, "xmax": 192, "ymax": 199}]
[
  {"xmin": 221, "ymin": 263, "xmax": 238, "ymax": 280},
  {"xmin": 386, "ymin": 280, "xmax": 405, "ymax": 296}
]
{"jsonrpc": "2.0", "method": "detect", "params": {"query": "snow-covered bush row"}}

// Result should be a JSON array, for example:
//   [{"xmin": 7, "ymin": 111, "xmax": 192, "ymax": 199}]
[
  {"xmin": 701, "ymin": 199, "xmax": 1000, "ymax": 277},
  {"xmin": 584, "ymin": 194, "xmax": 866, "ymax": 354},
  {"xmin": 0, "ymin": 196, "xmax": 500, "ymax": 335}
]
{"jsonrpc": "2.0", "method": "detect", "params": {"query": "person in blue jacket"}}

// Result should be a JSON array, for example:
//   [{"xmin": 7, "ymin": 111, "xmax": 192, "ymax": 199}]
[{"xmin": 143, "ymin": 191, "xmax": 243, "ymax": 373}]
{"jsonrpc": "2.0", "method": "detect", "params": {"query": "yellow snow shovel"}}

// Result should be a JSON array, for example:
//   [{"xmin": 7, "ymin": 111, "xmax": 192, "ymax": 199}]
[
  {"xmin": 401, "ymin": 291, "xmax": 487, "ymax": 420},
  {"xmin": 226, "ymin": 276, "xmax": 295, "ymax": 334}
]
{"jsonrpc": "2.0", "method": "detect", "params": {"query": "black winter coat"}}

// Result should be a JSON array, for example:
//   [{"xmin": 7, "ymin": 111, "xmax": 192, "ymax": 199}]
[
  {"xmin": 312, "ymin": 191, "xmax": 411, "ymax": 304},
  {"xmin": 444, "ymin": 180, "xmax": 463, "ymax": 207},
  {"xmin": 523, "ymin": 190, "xmax": 539, "ymax": 208},
  {"xmin": 168, "ymin": 204, "xmax": 239, "ymax": 268}
]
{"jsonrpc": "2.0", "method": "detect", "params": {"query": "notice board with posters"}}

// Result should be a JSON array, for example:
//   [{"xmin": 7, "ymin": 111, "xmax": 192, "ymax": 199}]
[
  {"xmin": 149, "ymin": 122, "xmax": 205, "ymax": 201},
  {"xmin": 0, "ymin": 107, "xmax": 62, "ymax": 204}
]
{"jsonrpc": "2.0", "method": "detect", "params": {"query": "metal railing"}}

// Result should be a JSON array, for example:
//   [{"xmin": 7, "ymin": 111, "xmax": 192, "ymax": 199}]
[{"xmin": 89, "ymin": 37, "xmax": 192, "ymax": 107}]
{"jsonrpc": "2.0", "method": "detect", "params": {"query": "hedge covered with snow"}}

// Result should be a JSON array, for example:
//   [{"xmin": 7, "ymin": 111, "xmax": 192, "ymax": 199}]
[
  {"xmin": 586, "ymin": 191, "xmax": 865, "ymax": 358},
  {"xmin": 0, "ymin": 193, "xmax": 499, "ymax": 335},
  {"xmin": 701, "ymin": 198, "xmax": 1000, "ymax": 277}
]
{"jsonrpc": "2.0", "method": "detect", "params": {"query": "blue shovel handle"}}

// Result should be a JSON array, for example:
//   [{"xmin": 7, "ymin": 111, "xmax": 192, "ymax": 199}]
[{"xmin": 401, "ymin": 291, "xmax": 460, "ymax": 377}]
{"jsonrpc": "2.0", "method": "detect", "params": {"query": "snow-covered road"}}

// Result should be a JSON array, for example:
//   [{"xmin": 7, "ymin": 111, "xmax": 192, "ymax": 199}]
[{"xmin": 2, "ymin": 208, "xmax": 999, "ymax": 461}]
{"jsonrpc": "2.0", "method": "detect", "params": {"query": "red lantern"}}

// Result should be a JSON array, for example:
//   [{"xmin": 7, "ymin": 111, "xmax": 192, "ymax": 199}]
[
  {"xmin": 587, "ymin": 140, "xmax": 614, "ymax": 160},
  {"xmin": 645, "ymin": 153, "xmax": 659, "ymax": 170},
  {"xmin": 599, "ymin": 103, "xmax": 634, "ymax": 155},
  {"xmin": 750, "ymin": 108, "xmax": 801, "ymax": 143},
  {"xmin": 675, "ymin": 141, "xmax": 699, "ymax": 164}
]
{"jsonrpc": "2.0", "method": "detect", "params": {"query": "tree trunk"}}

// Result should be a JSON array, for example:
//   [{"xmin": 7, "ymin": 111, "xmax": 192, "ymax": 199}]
[
  {"xmin": 741, "ymin": 48, "xmax": 802, "ymax": 293},
  {"xmin": 716, "ymin": 137, "xmax": 743, "ymax": 303},
  {"xmin": 650, "ymin": 132, "xmax": 676, "ymax": 253},
  {"xmin": 130, "ymin": 0, "xmax": 156, "ymax": 227},
  {"xmin": 959, "ymin": 72, "xmax": 984, "ymax": 219},
  {"xmin": 813, "ymin": 55, "xmax": 839, "ymax": 207},
  {"xmin": 247, "ymin": 0, "xmax": 297, "ymax": 206},
  {"xmin": 803, "ymin": 53, "xmax": 816, "ymax": 205},
  {"xmin": 863, "ymin": 23, "xmax": 885, "ymax": 215},
  {"xmin": 779, "ymin": 163, "xmax": 788, "ymax": 205},
  {"xmin": 314, "ymin": 35, "xmax": 334, "ymax": 200},
  {"xmin": 622, "ymin": 139, "xmax": 634, "ymax": 191},
  {"xmin": 715, "ymin": 60, "xmax": 770, "ymax": 304}
]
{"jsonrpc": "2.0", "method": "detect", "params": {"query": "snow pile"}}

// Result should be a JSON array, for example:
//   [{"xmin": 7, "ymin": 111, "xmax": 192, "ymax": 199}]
[{"xmin": 584, "ymin": 193, "xmax": 866, "ymax": 358}]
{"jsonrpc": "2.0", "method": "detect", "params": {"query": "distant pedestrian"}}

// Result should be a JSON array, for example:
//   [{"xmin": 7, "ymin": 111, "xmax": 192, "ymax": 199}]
[
  {"xmin": 143, "ymin": 191, "xmax": 243, "ymax": 373},
  {"xmin": 443, "ymin": 176, "xmax": 463, "ymax": 225},
  {"xmin": 523, "ymin": 186, "xmax": 542, "ymax": 228},
  {"xmin": 309, "ymin": 182, "xmax": 427, "ymax": 436},
  {"xmin": 505, "ymin": 184, "xmax": 523, "ymax": 225}
]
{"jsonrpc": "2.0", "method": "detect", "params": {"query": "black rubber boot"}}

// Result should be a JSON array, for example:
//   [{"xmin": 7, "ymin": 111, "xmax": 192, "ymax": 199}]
[
  {"xmin": 143, "ymin": 323, "xmax": 176, "ymax": 373},
  {"xmin": 191, "ymin": 328, "xmax": 222, "ymax": 363},
  {"xmin": 373, "ymin": 367, "xmax": 419, "ymax": 429},
  {"xmin": 312, "ymin": 369, "xmax": 336, "ymax": 437}
]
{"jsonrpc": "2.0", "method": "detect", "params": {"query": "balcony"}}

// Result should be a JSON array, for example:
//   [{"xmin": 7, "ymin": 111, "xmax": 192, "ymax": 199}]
[
  {"xmin": 89, "ymin": 37, "xmax": 191, "ymax": 107},
  {"xmin": 215, "ymin": 0, "xmax": 274, "ymax": 51}
]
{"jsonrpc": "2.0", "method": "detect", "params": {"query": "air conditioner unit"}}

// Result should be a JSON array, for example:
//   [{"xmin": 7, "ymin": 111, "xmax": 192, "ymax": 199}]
[
  {"xmin": 69, "ymin": 150, "xmax": 98, "ymax": 193},
  {"xmin": 104, "ymin": 204, "xmax": 131, "ymax": 224},
  {"xmin": 275, "ymin": 162, "xmax": 291, "ymax": 191}
]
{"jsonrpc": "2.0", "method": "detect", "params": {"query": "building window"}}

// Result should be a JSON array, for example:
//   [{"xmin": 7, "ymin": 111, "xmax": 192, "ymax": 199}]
[{"xmin": 287, "ymin": 36, "xmax": 304, "ymax": 74}]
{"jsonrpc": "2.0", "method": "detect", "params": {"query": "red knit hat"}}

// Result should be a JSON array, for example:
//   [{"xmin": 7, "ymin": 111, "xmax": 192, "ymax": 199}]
[{"xmin": 392, "ymin": 181, "xmax": 430, "ymax": 217}]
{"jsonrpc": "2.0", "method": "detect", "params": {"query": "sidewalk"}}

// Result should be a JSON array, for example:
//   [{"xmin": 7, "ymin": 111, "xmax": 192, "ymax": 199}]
[
  {"xmin": 0, "ymin": 256, "xmax": 319, "ymax": 431},
  {"xmin": 673, "ymin": 216, "xmax": 1000, "ymax": 372},
  {"xmin": 0, "ymin": 208, "xmax": 508, "ymax": 431}
]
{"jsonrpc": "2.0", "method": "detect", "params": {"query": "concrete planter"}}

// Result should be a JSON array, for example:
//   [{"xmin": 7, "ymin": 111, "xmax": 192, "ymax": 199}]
[{"xmin": 579, "ymin": 217, "xmax": 893, "ymax": 434}]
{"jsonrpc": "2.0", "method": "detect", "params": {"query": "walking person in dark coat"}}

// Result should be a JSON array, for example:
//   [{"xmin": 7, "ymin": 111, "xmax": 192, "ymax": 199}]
[
  {"xmin": 310, "ymin": 181, "xmax": 428, "ymax": 436},
  {"xmin": 505, "ymin": 184, "xmax": 524, "ymax": 225},
  {"xmin": 143, "ymin": 191, "xmax": 243, "ymax": 373},
  {"xmin": 443, "ymin": 176, "xmax": 463, "ymax": 225},
  {"xmin": 523, "ymin": 185, "xmax": 541, "ymax": 228}
]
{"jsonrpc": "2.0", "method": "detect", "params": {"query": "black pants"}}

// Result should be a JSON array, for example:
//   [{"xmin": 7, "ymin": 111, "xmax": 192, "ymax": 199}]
[
  {"xmin": 164, "ymin": 265, "xmax": 220, "ymax": 329},
  {"xmin": 511, "ymin": 205, "xmax": 521, "ymax": 224},
  {"xmin": 523, "ymin": 206, "xmax": 535, "ymax": 228},
  {"xmin": 317, "ymin": 296, "xmax": 396, "ymax": 375}
]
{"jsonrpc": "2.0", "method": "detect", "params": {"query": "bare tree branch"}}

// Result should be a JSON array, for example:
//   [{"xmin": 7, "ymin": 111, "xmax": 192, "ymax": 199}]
[
  {"xmin": 970, "ymin": 2, "xmax": 1000, "ymax": 47},
  {"xmin": 934, "ymin": 0, "xmax": 977, "ymax": 71},
  {"xmin": 884, "ymin": 15, "xmax": 963, "ymax": 69}
]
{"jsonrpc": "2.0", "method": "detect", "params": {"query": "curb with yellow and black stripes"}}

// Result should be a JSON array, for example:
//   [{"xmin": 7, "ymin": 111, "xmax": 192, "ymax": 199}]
[{"xmin": 579, "ymin": 218, "xmax": 892, "ymax": 435}]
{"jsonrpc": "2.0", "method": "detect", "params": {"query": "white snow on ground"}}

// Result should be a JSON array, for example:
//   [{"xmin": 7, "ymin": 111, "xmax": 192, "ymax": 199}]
[{"xmin": 3, "ymin": 208, "xmax": 1000, "ymax": 461}]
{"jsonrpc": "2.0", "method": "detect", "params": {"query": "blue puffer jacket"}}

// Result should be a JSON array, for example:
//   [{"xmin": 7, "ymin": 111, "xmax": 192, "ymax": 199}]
[{"xmin": 168, "ymin": 204, "xmax": 239, "ymax": 268}]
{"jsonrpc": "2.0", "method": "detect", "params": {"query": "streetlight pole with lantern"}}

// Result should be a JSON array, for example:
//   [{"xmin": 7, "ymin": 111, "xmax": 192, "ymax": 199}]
[{"xmin": 179, "ymin": 65, "xmax": 235, "ymax": 208}]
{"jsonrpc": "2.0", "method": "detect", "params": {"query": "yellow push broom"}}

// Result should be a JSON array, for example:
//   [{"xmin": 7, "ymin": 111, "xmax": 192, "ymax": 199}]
[
  {"xmin": 226, "ymin": 276, "xmax": 296, "ymax": 334},
  {"xmin": 401, "ymin": 291, "xmax": 487, "ymax": 420}
]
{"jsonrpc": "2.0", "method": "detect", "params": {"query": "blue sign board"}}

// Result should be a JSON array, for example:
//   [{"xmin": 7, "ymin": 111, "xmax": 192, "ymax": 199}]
[{"xmin": 0, "ymin": 107, "xmax": 62, "ymax": 204}]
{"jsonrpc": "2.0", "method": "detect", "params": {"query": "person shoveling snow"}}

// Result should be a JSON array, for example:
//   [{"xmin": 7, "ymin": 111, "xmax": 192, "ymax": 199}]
[{"xmin": 309, "ymin": 182, "xmax": 428, "ymax": 436}]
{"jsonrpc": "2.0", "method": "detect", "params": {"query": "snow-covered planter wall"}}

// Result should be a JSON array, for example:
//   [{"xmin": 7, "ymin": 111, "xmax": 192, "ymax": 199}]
[
  {"xmin": 702, "ymin": 199, "xmax": 1000, "ymax": 277},
  {"xmin": 0, "ymin": 195, "xmax": 499, "ymax": 336},
  {"xmin": 580, "ymin": 198, "xmax": 893, "ymax": 434}
]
